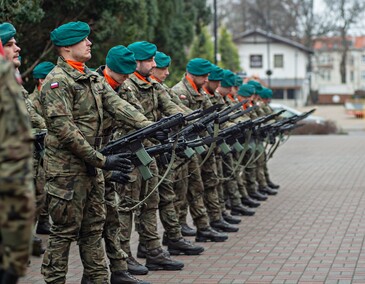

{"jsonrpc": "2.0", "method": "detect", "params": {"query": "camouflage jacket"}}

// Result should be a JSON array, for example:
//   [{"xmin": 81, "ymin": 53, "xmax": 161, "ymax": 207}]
[
  {"xmin": 172, "ymin": 74, "xmax": 213, "ymax": 111},
  {"xmin": 0, "ymin": 58, "xmax": 34, "ymax": 193},
  {"xmin": 28, "ymin": 86, "xmax": 43, "ymax": 117},
  {"xmin": 119, "ymin": 72, "xmax": 184, "ymax": 122},
  {"xmin": 40, "ymin": 57, "xmax": 151, "ymax": 176},
  {"xmin": 160, "ymin": 81, "xmax": 191, "ymax": 115},
  {"xmin": 22, "ymin": 85, "xmax": 46, "ymax": 129}
]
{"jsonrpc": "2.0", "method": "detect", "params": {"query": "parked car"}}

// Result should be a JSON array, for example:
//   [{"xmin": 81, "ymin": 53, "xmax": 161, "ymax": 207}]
[{"xmin": 268, "ymin": 103, "xmax": 336, "ymax": 134}]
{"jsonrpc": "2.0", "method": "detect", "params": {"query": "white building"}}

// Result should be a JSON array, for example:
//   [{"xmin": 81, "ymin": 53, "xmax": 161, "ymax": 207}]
[
  {"xmin": 312, "ymin": 36, "xmax": 365, "ymax": 104},
  {"xmin": 233, "ymin": 29, "xmax": 312, "ymax": 107}
]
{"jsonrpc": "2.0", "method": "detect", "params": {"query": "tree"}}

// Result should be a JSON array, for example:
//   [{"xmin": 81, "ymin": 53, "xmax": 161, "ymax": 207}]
[
  {"xmin": 218, "ymin": 26, "xmax": 240, "ymax": 72},
  {"xmin": 188, "ymin": 26, "xmax": 214, "ymax": 62}
]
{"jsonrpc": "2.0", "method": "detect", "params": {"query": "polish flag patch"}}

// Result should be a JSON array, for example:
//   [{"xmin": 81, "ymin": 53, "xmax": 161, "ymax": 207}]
[
  {"xmin": 180, "ymin": 95, "xmax": 187, "ymax": 100},
  {"xmin": 50, "ymin": 82, "xmax": 59, "ymax": 89}
]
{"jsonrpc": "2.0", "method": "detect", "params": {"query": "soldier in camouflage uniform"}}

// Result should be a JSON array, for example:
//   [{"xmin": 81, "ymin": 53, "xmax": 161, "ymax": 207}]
[
  {"xmin": 96, "ymin": 45, "xmax": 150, "ymax": 283},
  {"xmin": 172, "ymin": 58, "xmax": 237, "ymax": 238},
  {"xmin": 0, "ymin": 22, "xmax": 48, "ymax": 257},
  {"xmin": 39, "ymin": 22, "xmax": 152, "ymax": 284},
  {"xmin": 29, "ymin": 62, "xmax": 55, "ymax": 236},
  {"xmin": 0, "ymin": 49, "xmax": 35, "ymax": 283}
]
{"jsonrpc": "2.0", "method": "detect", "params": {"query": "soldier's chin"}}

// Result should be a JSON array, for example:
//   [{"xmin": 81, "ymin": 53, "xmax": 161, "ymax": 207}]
[{"xmin": 13, "ymin": 58, "xmax": 21, "ymax": 68}]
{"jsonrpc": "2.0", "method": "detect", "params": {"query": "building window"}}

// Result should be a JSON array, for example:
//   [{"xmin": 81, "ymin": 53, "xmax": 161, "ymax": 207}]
[
  {"xmin": 362, "ymin": 55, "xmax": 365, "ymax": 64},
  {"xmin": 250, "ymin": 55, "xmax": 263, "ymax": 68},
  {"xmin": 272, "ymin": 89, "xmax": 283, "ymax": 99},
  {"xmin": 350, "ymin": 71, "xmax": 354, "ymax": 82},
  {"xmin": 274, "ymin": 54, "xmax": 284, "ymax": 68},
  {"xmin": 362, "ymin": 71, "xmax": 365, "ymax": 81},
  {"xmin": 287, "ymin": 89, "xmax": 295, "ymax": 99}
]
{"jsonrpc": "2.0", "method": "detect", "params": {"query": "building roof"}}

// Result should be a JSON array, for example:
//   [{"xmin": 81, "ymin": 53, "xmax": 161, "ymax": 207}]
[
  {"xmin": 233, "ymin": 29, "xmax": 313, "ymax": 54},
  {"xmin": 314, "ymin": 36, "xmax": 365, "ymax": 51}
]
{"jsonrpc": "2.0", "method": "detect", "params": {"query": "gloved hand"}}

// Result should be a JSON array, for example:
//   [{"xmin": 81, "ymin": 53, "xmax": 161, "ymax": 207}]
[
  {"xmin": 154, "ymin": 129, "xmax": 170, "ymax": 142},
  {"xmin": 192, "ymin": 122, "xmax": 206, "ymax": 133},
  {"xmin": 110, "ymin": 171, "xmax": 131, "ymax": 184},
  {"xmin": 103, "ymin": 153, "xmax": 133, "ymax": 172}
]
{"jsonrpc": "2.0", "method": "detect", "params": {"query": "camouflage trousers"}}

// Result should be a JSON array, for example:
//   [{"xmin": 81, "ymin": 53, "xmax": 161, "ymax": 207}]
[
  {"xmin": 41, "ymin": 171, "xmax": 108, "ymax": 284},
  {"xmin": 104, "ymin": 181, "xmax": 128, "ymax": 272},
  {"xmin": 175, "ymin": 155, "xmax": 210, "ymax": 230},
  {"xmin": 119, "ymin": 160, "xmax": 160, "ymax": 253},
  {"xmin": 244, "ymin": 146, "xmax": 259, "ymax": 195},
  {"xmin": 256, "ymin": 151, "xmax": 268, "ymax": 188},
  {"xmin": 0, "ymin": 184, "xmax": 35, "ymax": 276},
  {"xmin": 33, "ymin": 153, "xmax": 46, "ymax": 220},
  {"xmin": 199, "ymin": 153, "xmax": 221, "ymax": 222}
]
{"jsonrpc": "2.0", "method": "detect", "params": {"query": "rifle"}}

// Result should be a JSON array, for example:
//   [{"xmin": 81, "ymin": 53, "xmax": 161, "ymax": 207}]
[
  {"xmin": 217, "ymin": 105, "xmax": 257, "ymax": 124},
  {"xmin": 33, "ymin": 130, "xmax": 47, "ymax": 155}
]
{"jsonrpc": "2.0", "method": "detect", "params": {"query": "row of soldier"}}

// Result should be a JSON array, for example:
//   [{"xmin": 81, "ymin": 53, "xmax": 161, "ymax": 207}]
[{"xmin": 0, "ymin": 20, "xmax": 284, "ymax": 284}]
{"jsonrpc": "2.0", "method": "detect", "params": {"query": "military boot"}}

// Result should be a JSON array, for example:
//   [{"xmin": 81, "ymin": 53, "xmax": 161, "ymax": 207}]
[
  {"xmin": 267, "ymin": 180, "xmax": 280, "ymax": 189},
  {"xmin": 166, "ymin": 237, "xmax": 204, "ymax": 255},
  {"xmin": 145, "ymin": 247, "xmax": 184, "ymax": 271},
  {"xmin": 180, "ymin": 223, "xmax": 196, "ymax": 237},
  {"xmin": 196, "ymin": 227, "xmax": 228, "ymax": 242},
  {"xmin": 36, "ymin": 216, "xmax": 51, "ymax": 235},
  {"xmin": 81, "ymin": 274, "xmax": 108, "ymax": 284},
  {"xmin": 1, "ymin": 269, "xmax": 18, "ymax": 284},
  {"xmin": 258, "ymin": 186, "xmax": 278, "ymax": 196},
  {"xmin": 249, "ymin": 191, "xmax": 268, "ymax": 201},
  {"xmin": 222, "ymin": 211, "xmax": 241, "ymax": 224},
  {"xmin": 241, "ymin": 196, "xmax": 261, "ymax": 208},
  {"xmin": 210, "ymin": 219, "xmax": 239, "ymax": 232},
  {"xmin": 137, "ymin": 243, "xmax": 147, "ymax": 259},
  {"xmin": 111, "ymin": 270, "xmax": 150, "ymax": 284},
  {"xmin": 32, "ymin": 235, "xmax": 45, "ymax": 256},
  {"xmin": 231, "ymin": 204, "xmax": 255, "ymax": 216},
  {"xmin": 127, "ymin": 255, "xmax": 148, "ymax": 275}
]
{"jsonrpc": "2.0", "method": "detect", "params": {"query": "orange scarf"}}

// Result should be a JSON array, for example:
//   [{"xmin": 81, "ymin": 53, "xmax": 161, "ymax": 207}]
[
  {"xmin": 66, "ymin": 60, "xmax": 85, "ymax": 73},
  {"xmin": 134, "ymin": 72, "xmax": 150, "ymax": 84},
  {"xmin": 185, "ymin": 75, "xmax": 199, "ymax": 95},
  {"xmin": 203, "ymin": 86, "xmax": 214, "ymax": 96},
  {"xmin": 150, "ymin": 75, "xmax": 161, "ymax": 83},
  {"xmin": 37, "ymin": 84, "xmax": 41, "ymax": 91},
  {"xmin": 227, "ymin": 93, "xmax": 235, "ymax": 102},
  {"xmin": 103, "ymin": 69, "xmax": 120, "ymax": 90}
]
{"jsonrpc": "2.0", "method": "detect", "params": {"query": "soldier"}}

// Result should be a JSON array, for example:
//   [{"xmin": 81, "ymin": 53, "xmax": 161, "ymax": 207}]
[
  {"xmin": 0, "ymin": 43, "xmax": 35, "ymax": 283},
  {"xmin": 29, "ymin": 62, "xmax": 55, "ymax": 237},
  {"xmin": 172, "ymin": 58, "xmax": 238, "ymax": 235},
  {"xmin": 39, "ymin": 21, "xmax": 152, "ymax": 284},
  {"xmin": 96, "ymin": 45, "xmax": 150, "ymax": 283},
  {"xmin": 0, "ymin": 22, "xmax": 48, "ymax": 257}
]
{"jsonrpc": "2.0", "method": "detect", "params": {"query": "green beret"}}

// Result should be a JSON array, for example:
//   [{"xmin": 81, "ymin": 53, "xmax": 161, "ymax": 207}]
[
  {"xmin": 51, "ymin": 21, "xmax": 90, "ymax": 47},
  {"xmin": 220, "ymin": 69, "xmax": 236, "ymax": 88},
  {"xmin": 258, "ymin": 87, "xmax": 273, "ymax": 99},
  {"xmin": 238, "ymin": 83, "xmax": 255, "ymax": 97},
  {"xmin": 155, "ymin": 51, "xmax": 171, "ymax": 68},
  {"xmin": 234, "ymin": 75, "xmax": 243, "ymax": 87},
  {"xmin": 247, "ymin": 80, "xmax": 263, "ymax": 93},
  {"xmin": 0, "ymin": 22, "xmax": 16, "ymax": 45},
  {"xmin": 33, "ymin": 61, "xmax": 55, "ymax": 79},
  {"xmin": 208, "ymin": 65, "xmax": 224, "ymax": 81},
  {"xmin": 106, "ymin": 45, "xmax": 136, "ymax": 75},
  {"xmin": 127, "ymin": 41, "xmax": 157, "ymax": 61},
  {"xmin": 186, "ymin": 58, "xmax": 213, "ymax": 76}
]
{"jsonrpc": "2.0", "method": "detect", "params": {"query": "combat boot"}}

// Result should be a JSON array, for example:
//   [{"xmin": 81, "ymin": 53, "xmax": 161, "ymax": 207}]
[
  {"xmin": 36, "ymin": 216, "xmax": 51, "ymax": 235},
  {"xmin": 145, "ymin": 247, "xmax": 184, "ymax": 271},
  {"xmin": 180, "ymin": 223, "xmax": 196, "ymax": 236},
  {"xmin": 258, "ymin": 186, "xmax": 278, "ymax": 196},
  {"xmin": 1, "ymin": 269, "xmax": 18, "ymax": 284},
  {"xmin": 166, "ymin": 237, "xmax": 204, "ymax": 255},
  {"xmin": 127, "ymin": 255, "xmax": 148, "ymax": 275},
  {"xmin": 268, "ymin": 180, "xmax": 280, "ymax": 189},
  {"xmin": 81, "ymin": 274, "xmax": 108, "ymax": 284},
  {"xmin": 231, "ymin": 204, "xmax": 255, "ymax": 216},
  {"xmin": 111, "ymin": 270, "xmax": 150, "ymax": 284},
  {"xmin": 137, "ymin": 243, "xmax": 147, "ymax": 259},
  {"xmin": 32, "ymin": 235, "xmax": 45, "ymax": 256},
  {"xmin": 241, "ymin": 196, "xmax": 261, "ymax": 208},
  {"xmin": 222, "ymin": 211, "xmax": 241, "ymax": 224},
  {"xmin": 249, "ymin": 191, "xmax": 268, "ymax": 201},
  {"xmin": 196, "ymin": 227, "xmax": 228, "ymax": 242},
  {"xmin": 210, "ymin": 219, "xmax": 239, "ymax": 232}
]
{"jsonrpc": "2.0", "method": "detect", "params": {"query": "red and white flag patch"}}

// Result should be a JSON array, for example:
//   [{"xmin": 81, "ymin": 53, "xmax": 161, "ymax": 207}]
[
  {"xmin": 180, "ymin": 95, "xmax": 187, "ymax": 100},
  {"xmin": 50, "ymin": 82, "xmax": 59, "ymax": 89}
]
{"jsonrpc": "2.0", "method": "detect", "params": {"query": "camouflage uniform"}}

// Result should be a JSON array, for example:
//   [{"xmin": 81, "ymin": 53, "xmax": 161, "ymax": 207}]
[
  {"xmin": 0, "ymin": 58, "xmax": 35, "ymax": 277},
  {"xmin": 117, "ymin": 72, "xmax": 184, "ymax": 251},
  {"xmin": 40, "ymin": 57, "xmax": 151, "ymax": 283},
  {"xmin": 172, "ymin": 75, "xmax": 222, "ymax": 223}
]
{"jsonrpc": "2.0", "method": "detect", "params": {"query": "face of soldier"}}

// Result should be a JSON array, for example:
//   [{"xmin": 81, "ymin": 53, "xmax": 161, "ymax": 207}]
[
  {"xmin": 136, "ymin": 57, "xmax": 156, "ymax": 77},
  {"xmin": 206, "ymin": 80, "xmax": 220, "ymax": 93},
  {"xmin": 191, "ymin": 74, "xmax": 208, "ymax": 89},
  {"xmin": 218, "ymin": 86, "xmax": 232, "ymax": 96},
  {"xmin": 65, "ymin": 37, "xmax": 92, "ymax": 63},
  {"xmin": 152, "ymin": 67, "xmax": 169, "ymax": 82},
  {"xmin": 3, "ymin": 38, "xmax": 21, "ymax": 68},
  {"xmin": 109, "ymin": 69, "xmax": 130, "ymax": 85}
]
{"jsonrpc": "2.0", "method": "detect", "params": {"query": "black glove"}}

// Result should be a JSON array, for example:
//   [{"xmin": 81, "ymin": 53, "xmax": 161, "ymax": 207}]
[
  {"xmin": 110, "ymin": 171, "xmax": 131, "ymax": 185},
  {"xmin": 103, "ymin": 153, "xmax": 133, "ymax": 172},
  {"xmin": 154, "ymin": 129, "xmax": 170, "ymax": 142},
  {"xmin": 192, "ymin": 122, "xmax": 206, "ymax": 133}
]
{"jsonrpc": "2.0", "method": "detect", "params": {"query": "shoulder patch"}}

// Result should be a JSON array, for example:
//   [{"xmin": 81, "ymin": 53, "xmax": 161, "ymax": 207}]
[
  {"xmin": 50, "ymin": 82, "xmax": 59, "ymax": 89},
  {"xmin": 180, "ymin": 94, "xmax": 187, "ymax": 100}
]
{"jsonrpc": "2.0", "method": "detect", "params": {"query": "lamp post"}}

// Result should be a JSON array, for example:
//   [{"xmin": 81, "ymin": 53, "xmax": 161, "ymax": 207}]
[{"xmin": 213, "ymin": 0, "xmax": 218, "ymax": 65}]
